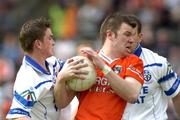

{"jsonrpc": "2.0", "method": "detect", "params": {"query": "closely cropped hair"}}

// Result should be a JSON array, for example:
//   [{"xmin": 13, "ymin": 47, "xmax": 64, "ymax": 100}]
[
  {"xmin": 99, "ymin": 12, "xmax": 141, "ymax": 44},
  {"xmin": 122, "ymin": 14, "xmax": 142, "ymax": 34},
  {"xmin": 19, "ymin": 17, "xmax": 51, "ymax": 52}
]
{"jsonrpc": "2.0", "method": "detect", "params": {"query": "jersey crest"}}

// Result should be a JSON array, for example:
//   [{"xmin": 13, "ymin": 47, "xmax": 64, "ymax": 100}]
[
  {"xmin": 21, "ymin": 89, "xmax": 36, "ymax": 103},
  {"xmin": 144, "ymin": 70, "xmax": 152, "ymax": 84},
  {"xmin": 113, "ymin": 65, "xmax": 122, "ymax": 74}
]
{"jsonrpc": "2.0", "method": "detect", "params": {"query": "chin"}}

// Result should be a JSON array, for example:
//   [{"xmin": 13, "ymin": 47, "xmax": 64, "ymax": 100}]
[
  {"xmin": 125, "ymin": 52, "xmax": 131, "ymax": 56},
  {"xmin": 47, "ymin": 53, "xmax": 54, "ymax": 58},
  {"xmin": 50, "ymin": 51, "xmax": 55, "ymax": 56}
]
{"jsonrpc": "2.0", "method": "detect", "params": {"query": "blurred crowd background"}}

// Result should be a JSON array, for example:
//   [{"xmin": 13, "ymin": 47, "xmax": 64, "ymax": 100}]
[{"xmin": 0, "ymin": 0, "xmax": 180, "ymax": 119}]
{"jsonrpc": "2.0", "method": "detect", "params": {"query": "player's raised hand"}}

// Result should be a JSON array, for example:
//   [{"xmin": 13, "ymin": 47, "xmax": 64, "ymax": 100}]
[{"xmin": 80, "ymin": 47, "xmax": 105, "ymax": 70}]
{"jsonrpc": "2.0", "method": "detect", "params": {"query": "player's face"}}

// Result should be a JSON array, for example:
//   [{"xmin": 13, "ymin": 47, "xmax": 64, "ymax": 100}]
[
  {"xmin": 112, "ymin": 23, "xmax": 136, "ymax": 57},
  {"xmin": 41, "ymin": 28, "xmax": 55, "ymax": 58}
]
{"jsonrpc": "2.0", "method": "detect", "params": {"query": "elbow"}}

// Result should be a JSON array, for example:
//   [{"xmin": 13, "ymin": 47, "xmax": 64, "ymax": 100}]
[
  {"xmin": 55, "ymin": 103, "xmax": 67, "ymax": 109},
  {"xmin": 54, "ymin": 100, "xmax": 62, "ymax": 109},
  {"xmin": 59, "ymin": 104, "xmax": 68, "ymax": 109},
  {"xmin": 125, "ymin": 83, "xmax": 142, "ymax": 103},
  {"xmin": 60, "ymin": 102, "xmax": 70, "ymax": 108},
  {"xmin": 126, "ymin": 93, "xmax": 139, "ymax": 103},
  {"xmin": 55, "ymin": 100, "xmax": 68, "ymax": 109}
]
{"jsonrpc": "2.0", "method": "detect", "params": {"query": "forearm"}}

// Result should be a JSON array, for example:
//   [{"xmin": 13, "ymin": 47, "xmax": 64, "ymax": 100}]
[
  {"xmin": 54, "ymin": 80, "xmax": 75, "ymax": 109},
  {"xmin": 172, "ymin": 93, "xmax": 180, "ymax": 119},
  {"xmin": 54, "ymin": 58, "xmax": 88, "ymax": 109},
  {"xmin": 79, "ymin": 47, "xmax": 142, "ymax": 102},
  {"xmin": 105, "ymin": 70, "xmax": 142, "ymax": 103}
]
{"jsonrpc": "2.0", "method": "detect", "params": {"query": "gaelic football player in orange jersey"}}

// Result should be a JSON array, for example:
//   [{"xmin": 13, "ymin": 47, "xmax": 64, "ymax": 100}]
[{"xmin": 55, "ymin": 12, "xmax": 144, "ymax": 120}]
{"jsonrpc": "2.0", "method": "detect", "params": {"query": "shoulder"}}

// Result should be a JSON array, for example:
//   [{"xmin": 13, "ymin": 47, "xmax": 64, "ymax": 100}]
[
  {"xmin": 46, "ymin": 56, "xmax": 58, "ymax": 64},
  {"xmin": 141, "ymin": 47, "xmax": 167, "ymax": 64},
  {"xmin": 46, "ymin": 56, "xmax": 65, "ymax": 68},
  {"xmin": 127, "ymin": 54, "xmax": 143, "ymax": 63},
  {"xmin": 128, "ymin": 54, "xmax": 141, "ymax": 59},
  {"xmin": 141, "ymin": 48, "xmax": 171, "ymax": 77},
  {"xmin": 14, "ymin": 64, "xmax": 37, "ymax": 91},
  {"xmin": 17, "ymin": 63, "xmax": 37, "ymax": 77},
  {"xmin": 125, "ymin": 54, "xmax": 144, "ymax": 71}
]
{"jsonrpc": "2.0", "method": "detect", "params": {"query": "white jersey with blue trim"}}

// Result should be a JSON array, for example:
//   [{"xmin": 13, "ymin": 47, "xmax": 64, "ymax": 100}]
[
  {"xmin": 6, "ymin": 55, "xmax": 64, "ymax": 120},
  {"xmin": 122, "ymin": 46, "xmax": 180, "ymax": 120}
]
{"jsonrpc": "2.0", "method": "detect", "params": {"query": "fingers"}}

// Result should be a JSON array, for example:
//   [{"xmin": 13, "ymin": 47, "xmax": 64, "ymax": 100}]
[
  {"xmin": 73, "ymin": 74, "xmax": 87, "ymax": 80},
  {"xmin": 73, "ymin": 69, "xmax": 89, "ymax": 75},
  {"xmin": 68, "ymin": 58, "xmax": 85, "ymax": 65},
  {"xmin": 68, "ymin": 65, "xmax": 89, "ymax": 78},
  {"xmin": 58, "ymin": 57, "xmax": 90, "ymax": 83},
  {"xmin": 72, "ymin": 62, "xmax": 88, "ymax": 70},
  {"xmin": 80, "ymin": 48, "xmax": 105, "ymax": 70},
  {"xmin": 80, "ymin": 47, "xmax": 95, "ymax": 57},
  {"xmin": 57, "ymin": 68, "xmax": 88, "ymax": 83},
  {"xmin": 67, "ymin": 58, "xmax": 74, "ymax": 63},
  {"xmin": 65, "ymin": 57, "xmax": 89, "ymax": 72}
]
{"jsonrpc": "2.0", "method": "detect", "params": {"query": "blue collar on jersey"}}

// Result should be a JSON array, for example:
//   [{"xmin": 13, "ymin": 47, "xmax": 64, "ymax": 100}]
[
  {"xmin": 24, "ymin": 55, "xmax": 51, "ymax": 75},
  {"xmin": 134, "ymin": 44, "xmax": 142, "ymax": 57}
]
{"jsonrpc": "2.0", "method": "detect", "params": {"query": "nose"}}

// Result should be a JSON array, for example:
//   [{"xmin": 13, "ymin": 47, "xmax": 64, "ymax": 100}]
[{"xmin": 128, "ymin": 36, "xmax": 134, "ymax": 43}]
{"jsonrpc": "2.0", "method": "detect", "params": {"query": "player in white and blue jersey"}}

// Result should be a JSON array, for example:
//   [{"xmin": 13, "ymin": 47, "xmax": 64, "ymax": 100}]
[
  {"xmin": 122, "ymin": 15, "xmax": 180, "ymax": 120},
  {"xmin": 6, "ymin": 56, "xmax": 64, "ymax": 120},
  {"xmin": 6, "ymin": 17, "xmax": 88, "ymax": 120}
]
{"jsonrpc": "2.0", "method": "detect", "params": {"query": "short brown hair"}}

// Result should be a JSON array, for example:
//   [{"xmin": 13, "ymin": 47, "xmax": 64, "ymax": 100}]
[
  {"xmin": 99, "ymin": 12, "xmax": 141, "ymax": 44},
  {"xmin": 19, "ymin": 17, "xmax": 51, "ymax": 52},
  {"xmin": 123, "ymin": 14, "xmax": 142, "ymax": 34}
]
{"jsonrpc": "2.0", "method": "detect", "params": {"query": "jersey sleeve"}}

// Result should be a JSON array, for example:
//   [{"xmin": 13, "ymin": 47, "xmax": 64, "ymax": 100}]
[
  {"xmin": 157, "ymin": 59, "xmax": 180, "ymax": 98},
  {"xmin": 125, "ymin": 56, "xmax": 144, "ymax": 85},
  {"xmin": 6, "ymin": 71, "xmax": 54, "ymax": 119},
  {"xmin": 6, "ymin": 80, "xmax": 35, "ymax": 118}
]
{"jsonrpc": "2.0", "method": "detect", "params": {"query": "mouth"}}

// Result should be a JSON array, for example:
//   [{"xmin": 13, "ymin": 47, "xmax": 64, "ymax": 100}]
[{"xmin": 126, "ymin": 46, "xmax": 132, "ymax": 53}]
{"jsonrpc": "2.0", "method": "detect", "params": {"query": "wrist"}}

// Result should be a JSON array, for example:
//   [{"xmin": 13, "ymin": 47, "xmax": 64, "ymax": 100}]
[
  {"xmin": 102, "ymin": 65, "xmax": 111, "ymax": 76},
  {"xmin": 57, "ymin": 73, "xmax": 66, "ymax": 84}
]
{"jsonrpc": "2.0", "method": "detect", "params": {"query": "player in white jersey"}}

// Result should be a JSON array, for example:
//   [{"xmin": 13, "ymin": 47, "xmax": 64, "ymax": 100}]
[
  {"xmin": 6, "ymin": 56, "xmax": 63, "ymax": 120},
  {"xmin": 122, "ymin": 14, "xmax": 180, "ymax": 120},
  {"xmin": 6, "ymin": 17, "xmax": 88, "ymax": 120}
]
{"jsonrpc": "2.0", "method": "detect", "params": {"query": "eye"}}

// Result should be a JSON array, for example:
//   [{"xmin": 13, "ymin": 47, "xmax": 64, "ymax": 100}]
[
  {"xmin": 52, "ymin": 36, "xmax": 55, "ymax": 40},
  {"xmin": 49, "ymin": 35, "xmax": 54, "ymax": 40},
  {"xmin": 124, "ymin": 32, "xmax": 131, "ymax": 37}
]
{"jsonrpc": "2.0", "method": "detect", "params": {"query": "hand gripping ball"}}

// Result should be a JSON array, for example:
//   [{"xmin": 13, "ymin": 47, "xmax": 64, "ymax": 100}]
[{"xmin": 67, "ymin": 56, "xmax": 96, "ymax": 91}]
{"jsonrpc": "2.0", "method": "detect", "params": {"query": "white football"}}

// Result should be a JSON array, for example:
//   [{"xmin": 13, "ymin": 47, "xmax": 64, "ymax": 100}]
[{"xmin": 67, "ymin": 56, "xmax": 96, "ymax": 91}]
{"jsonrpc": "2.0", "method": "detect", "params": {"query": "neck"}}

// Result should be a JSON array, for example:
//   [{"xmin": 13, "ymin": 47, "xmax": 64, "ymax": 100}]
[
  {"xmin": 101, "ymin": 43, "xmax": 124, "ymax": 60},
  {"xmin": 26, "ymin": 52, "xmax": 47, "ymax": 70}
]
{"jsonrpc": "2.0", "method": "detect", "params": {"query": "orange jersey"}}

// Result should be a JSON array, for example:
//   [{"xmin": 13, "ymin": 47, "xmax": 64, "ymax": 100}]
[{"xmin": 75, "ymin": 51, "xmax": 144, "ymax": 120}]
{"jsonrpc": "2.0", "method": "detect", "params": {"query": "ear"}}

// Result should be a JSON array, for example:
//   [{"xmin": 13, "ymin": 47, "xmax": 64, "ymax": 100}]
[
  {"xmin": 138, "ymin": 33, "xmax": 143, "ymax": 42},
  {"xmin": 106, "ymin": 30, "xmax": 115, "ymax": 41},
  {"xmin": 34, "ymin": 39, "xmax": 43, "ymax": 49}
]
